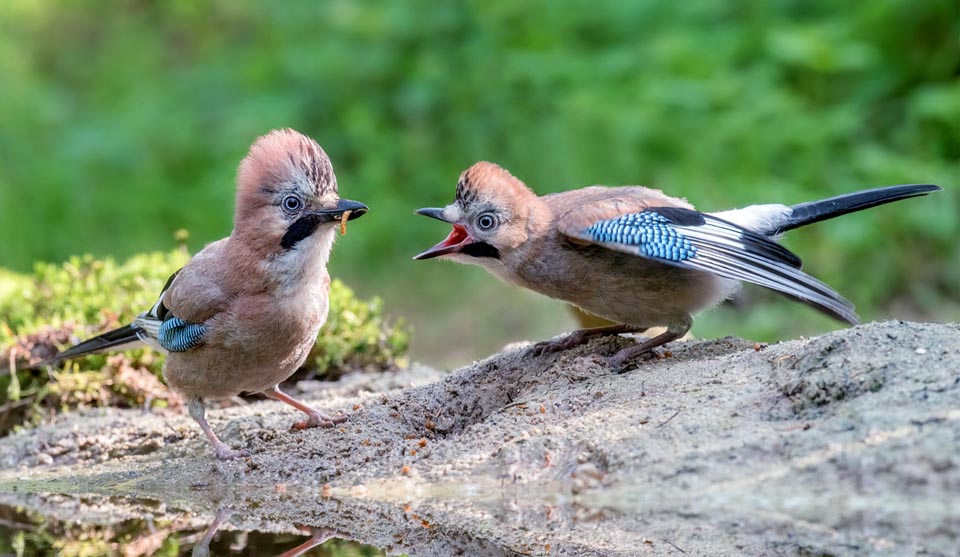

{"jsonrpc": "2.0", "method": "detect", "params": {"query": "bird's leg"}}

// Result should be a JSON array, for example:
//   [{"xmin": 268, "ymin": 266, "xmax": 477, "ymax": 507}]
[
  {"xmin": 191, "ymin": 507, "xmax": 233, "ymax": 557},
  {"xmin": 530, "ymin": 323, "xmax": 646, "ymax": 356},
  {"xmin": 606, "ymin": 318, "xmax": 691, "ymax": 372},
  {"xmin": 187, "ymin": 397, "xmax": 248, "ymax": 460},
  {"xmin": 278, "ymin": 527, "xmax": 343, "ymax": 557},
  {"xmin": 264, "ymin": 385, "xmax": 347, "ymax": 430}
]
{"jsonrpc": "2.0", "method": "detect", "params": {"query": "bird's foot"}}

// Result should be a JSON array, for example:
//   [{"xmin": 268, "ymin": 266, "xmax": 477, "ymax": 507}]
[
  {"xmin": 528, "ymin": 331, "xmax": 589, "ymax": 357},
  {"xmin": 601, "ymin": 327, "xmax": 685, "ymax": 372},
  {"xmin": 291, "ymin": 410, "xmax": 348, "ymax": 431},
  {"xmin": 603, "ymin": 344, "xmax": 670, "ymax": 373},
  {"xmin": 212, "ymin": 442, "xmax": 250, "ymax": 461},
  {"xmin": 528, "ymin": 325, "xmax": 646, "ymax": 357}
]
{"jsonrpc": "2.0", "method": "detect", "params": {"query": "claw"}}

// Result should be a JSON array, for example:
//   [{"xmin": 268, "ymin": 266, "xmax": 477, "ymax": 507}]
[
  {"xmin": 291, "ymin": 411, "xmax": 348, "ymax": 431},
  {"xmin": 528, "ymin": 331, "xmax": 587, "ymax": 356},
  {"xmin": 213, "ymin": 442, "xmax": 250, "ymax": 460}
]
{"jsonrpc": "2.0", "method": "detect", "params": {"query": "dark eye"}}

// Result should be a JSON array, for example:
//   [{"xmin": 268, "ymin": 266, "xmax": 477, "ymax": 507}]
[
  {"xmin": 477, "ymin": 212, "xmax": 497, "ymax": 231},
  {"xmin": 281, "ymin": 195, "xmax": 302, "ymax": 214}
]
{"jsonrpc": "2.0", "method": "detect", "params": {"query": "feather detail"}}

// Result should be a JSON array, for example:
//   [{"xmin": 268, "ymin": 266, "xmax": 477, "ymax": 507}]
[
  {"xmin": 158, "ymin": 317, "xmax": 207, "ymax": 352},
  {"xmin": 564, "ymin": 206, "xmax": 858, "ymax": 325},
  {"xmin": 38, "ymin": 324, "xmax": 145, "ymax": 366}
]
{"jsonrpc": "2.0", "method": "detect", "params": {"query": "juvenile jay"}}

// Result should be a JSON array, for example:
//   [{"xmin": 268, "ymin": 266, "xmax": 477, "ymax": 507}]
[
  {"xmin": 414, "ymin": 162, "xmax": 939, "ymax": 369},
  {"xmin": 41, "ymin": 129, "xmax": 367, "ymax": 459}
]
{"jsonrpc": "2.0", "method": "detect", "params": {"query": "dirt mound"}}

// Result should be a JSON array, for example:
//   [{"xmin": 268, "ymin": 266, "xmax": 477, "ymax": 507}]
[{"xmin": 1, "ymin": 321, "xmax": 958, "ymax": 556}]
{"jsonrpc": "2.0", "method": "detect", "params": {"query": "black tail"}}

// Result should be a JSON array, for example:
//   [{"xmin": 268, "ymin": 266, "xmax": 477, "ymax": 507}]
[
  {"xmin": 37, "ymin": 324, "xmax": 144, "ymax": 367},
  {"xmin": 767, "ymin": 184, "xmax": 941, "ymax": 236}
]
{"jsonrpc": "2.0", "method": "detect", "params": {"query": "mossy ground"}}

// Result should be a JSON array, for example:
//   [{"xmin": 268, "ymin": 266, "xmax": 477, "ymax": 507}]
[{"xmin": 0, "ymin": 249, "xmax": 409, "ymax": 436}]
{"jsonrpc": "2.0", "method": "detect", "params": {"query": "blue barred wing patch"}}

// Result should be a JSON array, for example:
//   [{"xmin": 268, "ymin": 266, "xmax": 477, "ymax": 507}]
[
  {"xmin": 586, "ymin": 212, "xmax": 697, "ymax": 262},
  {"xmin": 158, "ymin": 317, "xmax": 207, "ymax": 352}
]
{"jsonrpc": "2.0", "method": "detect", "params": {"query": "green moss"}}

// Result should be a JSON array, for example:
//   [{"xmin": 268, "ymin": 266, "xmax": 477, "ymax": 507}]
[
  {"xmin": 310, "ymin": 279, "xmax": 410, "ymax": 376},
  {"xmin": 0, "ymin": 249, "xmax": 409, "ymax": 434}
]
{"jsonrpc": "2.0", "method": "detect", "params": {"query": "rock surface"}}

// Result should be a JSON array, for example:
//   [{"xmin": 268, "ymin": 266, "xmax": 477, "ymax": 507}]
[{"xmin": 1, "ymin": 320, "xmax": 958, "ymax": 556}]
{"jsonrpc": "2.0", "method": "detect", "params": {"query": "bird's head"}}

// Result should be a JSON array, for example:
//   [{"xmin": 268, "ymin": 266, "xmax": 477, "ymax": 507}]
[
  {"xmin": 414, "ymin": 162, "xmax": 542, "ymax": 266},
  {"xmin": 234, "ymin": 129, "xmax": 367, "ymax": 259}
]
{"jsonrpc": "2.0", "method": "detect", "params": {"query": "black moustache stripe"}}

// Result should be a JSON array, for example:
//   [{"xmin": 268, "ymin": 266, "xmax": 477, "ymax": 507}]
[
  {"xmin": 281, "ymin": 214, "xmax": 322, "ymax": 250},
  {"xmin": 460, "ymin": 241, "xmax": 500, "ymax": 259}
]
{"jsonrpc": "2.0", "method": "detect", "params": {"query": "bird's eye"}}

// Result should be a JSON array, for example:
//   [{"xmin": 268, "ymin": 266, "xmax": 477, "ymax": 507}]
[
  {"xmin": 477, "ymin": 213, "xmax": 497, "ymax": 231},
  {"xmin": 281, "ymin": 195, "xmax": 302, "ymax": 214}
]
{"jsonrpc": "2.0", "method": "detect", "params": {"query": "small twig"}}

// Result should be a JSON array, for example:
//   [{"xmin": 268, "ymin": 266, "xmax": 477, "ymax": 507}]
[
  {"xmin": 7, "ymin": 346, "xmax": 17, "ymax": 376},
  {"xmin": 0, "ymin": 517, "xmax": 36, "ymax": 531},
  {"xmin": 656, "ymin": 410, "xmax": 681, "ymax": 428},
  {"xmin": 501, "ymin": 398, "xmax": 532, "ymax": 411},
  {"xmin": 0, "ymin": 397, "xmax": 33, "ymax": 414},
  {"xmin": 663, "ymin": 539, "xmax": 686, "ymax": 553},
  {"xmin": 7, "ymin": 347, "xmax": 19, "ymax": 399}
]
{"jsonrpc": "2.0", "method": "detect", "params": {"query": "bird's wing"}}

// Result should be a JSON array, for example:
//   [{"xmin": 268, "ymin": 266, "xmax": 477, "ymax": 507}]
[
  {"xmin": 134, "ymin": 268, "xmax": 209, "ymax": 352},
  {"xmin": 557, "ymin": 198, "xmax": 858, "ymax": 324},
  {"xmin": 133, "ymin": 268, "xmax": 181, "ymax": 343},
  {"xmin": 134, "ymin": 242, "xmax": 231, "ymax": 353}
]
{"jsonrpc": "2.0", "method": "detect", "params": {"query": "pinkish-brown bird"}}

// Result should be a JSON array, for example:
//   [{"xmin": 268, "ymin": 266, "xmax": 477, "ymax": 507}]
[
  {"xmin": 414, "ymin": 162, "xmax": 939, "ymax": 369},
  {"xmin": 41, "ymin": 129, "xmax": 368, "ymax": 459}
]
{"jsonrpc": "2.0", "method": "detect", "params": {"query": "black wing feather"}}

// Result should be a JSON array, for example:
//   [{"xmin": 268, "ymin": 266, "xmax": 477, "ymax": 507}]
[{"xmin": 574, "ymin": 207, "xmax": 859, "ymax": 324}]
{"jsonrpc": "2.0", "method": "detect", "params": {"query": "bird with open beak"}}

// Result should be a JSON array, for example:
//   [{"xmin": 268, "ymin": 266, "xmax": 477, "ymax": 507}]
[
  {"xmin": 39, "ymin": 129, "xmax": 368, "ymax": 459},
  {"xmin": 414, "ymin": 162, "xmax": 939, "ymax": 369}
]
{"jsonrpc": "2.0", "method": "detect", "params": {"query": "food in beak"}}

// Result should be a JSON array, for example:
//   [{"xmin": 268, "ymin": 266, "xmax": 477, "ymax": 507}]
[{"xmin": 340, "ymin": 210, "xmax": 351, "ymax": 235}]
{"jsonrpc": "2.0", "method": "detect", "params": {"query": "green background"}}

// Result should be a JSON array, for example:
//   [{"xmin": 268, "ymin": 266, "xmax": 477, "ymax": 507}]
[{"xmin": 1, "ymin": 0, "xmax": 958, "ymax": 366}]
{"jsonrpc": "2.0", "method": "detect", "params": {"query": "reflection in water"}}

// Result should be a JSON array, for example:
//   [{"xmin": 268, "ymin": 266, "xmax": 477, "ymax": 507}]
[
  {"xmin": 275, "ymin": 526, "xmax": 350, "ymax": 557},
  {"xmin": 0, "ymin": 501, "xmax": 382, "ymax": 557},
  {"xmin": 190, "ymin": 508, "xmax": 355, "ymax": 557},
  {"xmin": 190, "ymin": 508, "xmax": 232, "ymax": 557},
  {"xmin": 2, "ymin": 473, "xmax": 957, "ymax": 556}
]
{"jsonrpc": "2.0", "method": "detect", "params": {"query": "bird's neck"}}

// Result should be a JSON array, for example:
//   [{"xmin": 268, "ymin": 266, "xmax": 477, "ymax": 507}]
[
  {"xmin": 226, "ymin": 226, "xmax": 335, "ymax": 296},
  {"xmin": 524, "ymin": 195, "xmax": 553, "ymax": 241}
]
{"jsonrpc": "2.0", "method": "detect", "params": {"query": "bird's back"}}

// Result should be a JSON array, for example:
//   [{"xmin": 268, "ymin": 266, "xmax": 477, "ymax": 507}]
[{"xmin": 503, "ymin": 187, "xmax": 735, "ymax": 328}]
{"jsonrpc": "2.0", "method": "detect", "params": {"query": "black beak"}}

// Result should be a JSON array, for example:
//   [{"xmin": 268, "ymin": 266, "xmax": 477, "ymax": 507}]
[
  {"xmin": 317, "ymin": 199, "xmax": 368, "ymax": 222},
  {"xmin": 280, "ymin": 199, "xmax": 368, "ymax": 250},
  {"xmin": 415, "ymin": 207, "xmax": 451, "ymax": 223}
]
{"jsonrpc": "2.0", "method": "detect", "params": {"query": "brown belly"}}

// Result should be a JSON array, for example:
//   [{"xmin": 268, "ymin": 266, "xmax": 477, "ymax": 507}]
[
  {"xmin": 162, "ymin": 305, "xmax": 324, "ymax": 400},
  {"xmin": 515, "ymin": 245, "xmax": 733, "ymax": 328}
]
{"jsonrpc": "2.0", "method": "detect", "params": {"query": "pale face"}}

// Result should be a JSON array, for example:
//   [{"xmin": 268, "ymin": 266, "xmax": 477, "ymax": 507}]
[
  {"xmin": 413, "ymin": 163, "xmax": 535, "ymax": 264},
  {"xmin": 234, "ymin": 130, "xmax": 367, "ymax": 255}
]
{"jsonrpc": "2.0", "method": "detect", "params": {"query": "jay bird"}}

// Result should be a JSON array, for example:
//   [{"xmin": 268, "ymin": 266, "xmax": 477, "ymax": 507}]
[
  {"xmin": 40, "ymin": 129, "xmax": 368, "ymax": 459},
  {"xmin": 414, "ymin": 162, "xmax": 939, "ymax": 369}
]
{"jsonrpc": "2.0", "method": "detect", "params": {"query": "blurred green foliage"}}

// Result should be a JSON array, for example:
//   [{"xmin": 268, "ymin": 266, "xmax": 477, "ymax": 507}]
[
  {"xmin": 0, "ymin": 0, "xmax": 957, "ymax": 364},
  {"xmin": 0, "ymin": 250, "xmax": 408, "ymax": 433}
]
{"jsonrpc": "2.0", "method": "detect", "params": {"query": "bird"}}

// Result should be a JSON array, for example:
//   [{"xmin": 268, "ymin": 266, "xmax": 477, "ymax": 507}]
[
  {"xmin": 414, "ymin": 162, "xmax": 940, "ymax": 369},
  {"xmin": 38, "ymin": 129, "xmax": 368, "ymax": 459}
]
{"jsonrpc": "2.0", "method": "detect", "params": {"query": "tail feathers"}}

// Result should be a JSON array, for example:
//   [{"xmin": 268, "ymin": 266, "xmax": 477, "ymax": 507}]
[
  {"xmin": 38, "ymin": 324, "xmax": 145, "ymax": 367},
  {"xmin": 765, "ymin": 184, "xmax": 941, "ymax": 236}
]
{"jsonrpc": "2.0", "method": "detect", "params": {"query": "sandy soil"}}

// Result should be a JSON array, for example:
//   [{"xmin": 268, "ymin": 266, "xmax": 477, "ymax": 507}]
[{"xmin": 1, "ymin": 320, "xmax": 958, "ymax": 556}]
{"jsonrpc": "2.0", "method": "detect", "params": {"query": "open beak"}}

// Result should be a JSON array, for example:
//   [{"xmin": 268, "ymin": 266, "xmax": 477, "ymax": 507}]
[
  {"xmin": 415, "ymin": 207, "xmax": 451, "ymax": 223},
  {"xmin": 414, "ymin": 207, "xmax": 474, "ymax": 260}
]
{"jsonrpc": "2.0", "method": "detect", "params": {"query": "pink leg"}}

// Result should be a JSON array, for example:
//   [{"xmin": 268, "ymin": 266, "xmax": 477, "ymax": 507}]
[
  {"xmin": 278, "ymin": 527, "xmax": 342, "ymax": 557},
  {"xmin": 187, "ymin": 397, "xmax": 248, "ymax": 460},
  {"xmin": 192, "ymin": 508, "xmax": 234, "ymax": 557},
  {"xmin": 263, "ymin": 385, "xmax": 347, "ymax": 430}
]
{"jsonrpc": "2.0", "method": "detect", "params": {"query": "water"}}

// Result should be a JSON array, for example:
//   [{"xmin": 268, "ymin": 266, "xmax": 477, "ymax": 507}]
[
  {"xmin": 1, "ymin": 501, "xmax": 385, "ymax": 556},
  {"xmin": 5, "ymin": 472, "xmax": 958, "ymax": 556},
  {"xmin": 0, "ymin": 479, "xmax": 588, "ymax": 557}
]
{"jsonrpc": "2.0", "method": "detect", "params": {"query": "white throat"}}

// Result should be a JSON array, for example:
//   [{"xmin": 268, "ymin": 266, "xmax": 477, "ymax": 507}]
[{"xmin": 268, "ymin": 226, "xmax": 336, "ymax": 295}]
